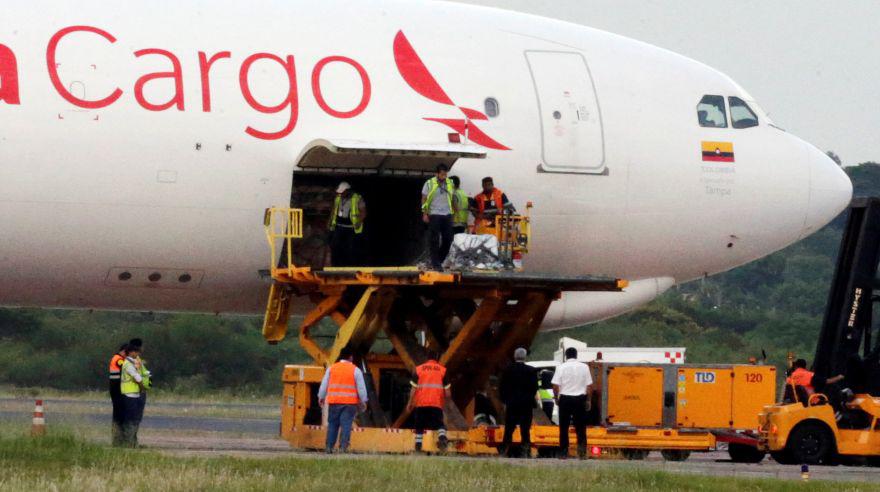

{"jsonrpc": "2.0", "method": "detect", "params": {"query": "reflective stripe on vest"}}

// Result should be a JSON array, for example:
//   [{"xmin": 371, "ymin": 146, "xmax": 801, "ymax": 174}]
[
  {"xmin": 330, "ymin": 193, "xmax": 363, "ymax": 234},
  {"xmin": 453, "ymin": 189, "xmax": 469, "ymax": 226},
  {"xmin": 414, "ymin": 360, "xmax": 447, "ymax": 408},
  {"xmin": 120, "ymin": 359, "xmax": 140, "ymax": 395},
  {"xmin": 108, "ymin": 354, "xmax": 125, "ymax": 380},
  {"xmin": 422, "ymin": 177, "xmax": 454, "ymax": 214},
  {"xmin": 327, "ymin": 361, "xmax": 360, "ymax": 404}
]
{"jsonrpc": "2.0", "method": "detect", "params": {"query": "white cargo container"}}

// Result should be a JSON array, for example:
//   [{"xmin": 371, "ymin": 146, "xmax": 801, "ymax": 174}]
[{"xmin": 554, "ymin": 337, "xmax": 685, "ymax": 364}]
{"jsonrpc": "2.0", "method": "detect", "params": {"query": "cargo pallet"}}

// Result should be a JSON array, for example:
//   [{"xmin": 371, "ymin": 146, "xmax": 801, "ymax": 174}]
[{"xmin": 263, "ymin": 207, "xmax": 714, "ymax": 456}]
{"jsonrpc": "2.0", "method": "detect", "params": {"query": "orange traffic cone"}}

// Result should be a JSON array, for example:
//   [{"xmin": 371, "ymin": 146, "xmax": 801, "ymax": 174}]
[{"xmin": 31, "ymin": 399, "xmax": 46, "ymax": 437}]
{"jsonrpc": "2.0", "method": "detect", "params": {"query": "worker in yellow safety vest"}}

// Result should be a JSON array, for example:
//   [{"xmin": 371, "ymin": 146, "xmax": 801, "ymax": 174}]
[
  {"xmin": 538, "ymin": 370, "xmax": 556, "ymax": 421},
  {"xmin": 318, "ymin": 347, "xmax": 368, "ymax": 453},
  {"xmin": 120, "ymin": 344, "xmax": 147, "ymax": 447},
  {"xmin": 328, "ymin": 181, "xmax": 367, "ymax": 267},
  {"xmin": 450, "ymin": 176, "xmax": 470, "ymax": 236},
  {"xmin": 421, "ymin": 165, "xmax": 455, "ymax": 270}
]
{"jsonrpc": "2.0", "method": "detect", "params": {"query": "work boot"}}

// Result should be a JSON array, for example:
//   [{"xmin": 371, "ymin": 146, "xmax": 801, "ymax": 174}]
[
  {"xmin": 438, "ymin": 435, "xmax": 449, "ymax": 451},
  {"xmin": 325, "ymin": 448, "xmax": 333, "ymax": 455},
  {"xmin": 577, "ymin": 446, "xmax": 587, "ymax": 460}
]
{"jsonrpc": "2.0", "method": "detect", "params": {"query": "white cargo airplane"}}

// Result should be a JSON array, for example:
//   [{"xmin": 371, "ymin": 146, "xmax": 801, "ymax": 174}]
[{"xmin": 0, "ymin": 1, "xmax": 852, "ymax": 329}]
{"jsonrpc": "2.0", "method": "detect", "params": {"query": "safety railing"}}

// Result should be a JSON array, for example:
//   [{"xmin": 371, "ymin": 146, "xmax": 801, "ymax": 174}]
[
  {"xmin": 264, "ymin": 207, "xmax": 305, "ymax": 275},
  {"xmin": 495, "ymin": 203, "xmax": 532, "ymax": 269}
]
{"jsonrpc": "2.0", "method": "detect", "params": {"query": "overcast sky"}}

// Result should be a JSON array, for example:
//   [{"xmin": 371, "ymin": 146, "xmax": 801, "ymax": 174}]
[{"xmin": 455, "ymin": 0, "xmax": 880, "ymax": 166}]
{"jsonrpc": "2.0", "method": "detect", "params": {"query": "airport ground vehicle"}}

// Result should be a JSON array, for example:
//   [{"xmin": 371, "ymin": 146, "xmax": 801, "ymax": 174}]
[
  {"xmin": 263, "ymin": 207, "xmax": 719, "ymax": 457},
  {"xmin": 760, "ymin": 198, "xmax": 880, "ymax": 465}
]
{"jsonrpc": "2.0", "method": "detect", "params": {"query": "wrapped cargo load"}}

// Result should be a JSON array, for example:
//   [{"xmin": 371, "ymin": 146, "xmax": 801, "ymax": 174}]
[{"xmin": 442, "ymin": 234, "xmax": 508, "ymax": 271}]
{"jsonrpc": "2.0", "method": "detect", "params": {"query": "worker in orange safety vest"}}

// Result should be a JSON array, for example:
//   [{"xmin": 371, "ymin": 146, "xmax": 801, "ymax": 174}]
[
  {"xmin": 786, "ymin": 358, "xmax": 844, "ymax": 403},
  {"xmin": 108, "ymin": 343, "xmax": 128, "ymax": 446},
  {"xmin": 318, "ymin": 347, "xmax": 368, "ymax": 453},
  {"xmin": 406, "ymin": 352, "xmax": 451, "ymax": 452},
  {"xmin": 473, "ymin": 176, "xmax": 515, "ymax": 233}
]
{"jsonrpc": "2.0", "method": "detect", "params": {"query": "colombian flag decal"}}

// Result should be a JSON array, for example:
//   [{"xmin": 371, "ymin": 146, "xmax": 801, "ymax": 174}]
[{"xmin": 702, "ymin": 141, "xmax": 734, "ymax": 162}]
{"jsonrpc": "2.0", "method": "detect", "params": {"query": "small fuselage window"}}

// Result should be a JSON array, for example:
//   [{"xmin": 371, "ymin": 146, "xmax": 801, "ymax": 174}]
[
  {"xmin": 729, "ymin": 97, "xmax": 759, "ymax": 129},
  {"xmin": 484, "ymin": 97, "xmax": 500, "ymax": 118},
  {"xmin": 697, "ymin": 95, "xmax": 727, "ymax": 128}
]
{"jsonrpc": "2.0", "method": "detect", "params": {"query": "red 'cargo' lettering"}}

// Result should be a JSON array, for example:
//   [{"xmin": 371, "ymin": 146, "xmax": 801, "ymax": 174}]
[
  {"xmin": 312, "ymin": 56, "xmax": 371, "ymax": 119},
  {"xmin": 134, "ymin": 48, "xmax": 186, "ymax": 111},
  {"xmin": 36, "ymin": 25, "xmax": 376, "ymax": 141},
  {"xmin": 0, "ymin": 44, "xmax": 20, "ymax": 105},
  {"xmin": 198, "ymin": 51, "xmax": 231, "ymax": 112},
  {"xmin": 46, "ymin": 25, "xmax": 123, "ymax": 109},
  {"xmin": 239, "ymin": 53, "xmax": 299, "ymax": 140}
]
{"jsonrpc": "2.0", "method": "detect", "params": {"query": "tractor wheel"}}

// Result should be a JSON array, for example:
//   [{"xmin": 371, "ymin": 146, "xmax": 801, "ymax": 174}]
[
  {"xmin": 728, "ymin": 443, "xmax": 766, "ymax": 463},
  {"xmin": 785, "ymin": 421, "xmax": 836, "ymax": 465},
  {"xmin": 621, "ymin": 449, "xmax": 649, "ymax": 460},
  {"xmin": 660, "ymin": 450, "xmax": 691, "ymax": 462}
]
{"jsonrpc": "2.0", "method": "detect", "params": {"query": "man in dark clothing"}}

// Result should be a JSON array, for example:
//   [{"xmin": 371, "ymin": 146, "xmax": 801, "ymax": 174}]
[
  {"xmin": 108, "ymin": 343, "xmax": 128, "ymax": 446},
  {"xmin": 499, "ymin": 347, "xmax": 538, "ymax": 458}
]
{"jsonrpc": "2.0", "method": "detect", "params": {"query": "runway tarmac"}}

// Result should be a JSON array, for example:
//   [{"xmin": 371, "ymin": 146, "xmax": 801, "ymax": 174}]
[{"xmin": 4, "ymin": 397, "xmax": 880, "ymax": 484}]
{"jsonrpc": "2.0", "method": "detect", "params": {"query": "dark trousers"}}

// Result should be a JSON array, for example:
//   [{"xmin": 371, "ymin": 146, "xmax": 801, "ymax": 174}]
[
  {"xmin": 558, "ymin": 395, "xmax": 588, "ymax": 457},
  {"xmin": 413, "ymin": 406, "xmax": 446, "ymax": 450},
  {"xmin": 542, "ymin": 401, "xmax": 555, "ymax": 421},
  {"xmin": 326, "ymin": 404, "xmax": 358, "ymax": 451},
  {"xmin": 427, "ymin": 215, "xmax": 453, "ymax": 269},
  {"xmin": 330, "ymin": 227, "xmax": 355, "ymax": 267},
  {"xmin": 501, "ymin": 404, "xmax": 533, "ymax": 457},
  {"xmin": 109, "ymin": 380, "xmax": 123, "ymax": 446},
  {"xmin": 121, "ymin": 395, "xmax": 145, "ymax": 448}
]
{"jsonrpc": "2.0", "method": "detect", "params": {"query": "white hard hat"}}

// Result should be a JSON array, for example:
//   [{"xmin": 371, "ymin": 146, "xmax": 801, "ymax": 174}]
[{"xmin": 336, "ymin": 181, "xmax": 351, "ymax": 193}]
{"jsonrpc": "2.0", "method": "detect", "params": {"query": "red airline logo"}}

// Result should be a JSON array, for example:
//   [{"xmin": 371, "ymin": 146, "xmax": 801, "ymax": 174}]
[
  {"xmin": 0, "ymin": 27, "xmax": 508, "ymax": 150},
  {"xmin": 393, "ymin": 31, "xmax": 510, "ymax": 151}
]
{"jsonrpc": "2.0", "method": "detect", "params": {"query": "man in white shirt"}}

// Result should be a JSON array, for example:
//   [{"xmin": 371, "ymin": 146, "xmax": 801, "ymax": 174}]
[{"xmin": 551, "ymin": 347, "xmax": 592, "ymax": 459}]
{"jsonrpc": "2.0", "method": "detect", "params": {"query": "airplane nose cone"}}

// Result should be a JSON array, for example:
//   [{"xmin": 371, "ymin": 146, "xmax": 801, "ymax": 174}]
[{"xmin": 802, "ymin": 145, "xmax": 852, "ymax": 238}]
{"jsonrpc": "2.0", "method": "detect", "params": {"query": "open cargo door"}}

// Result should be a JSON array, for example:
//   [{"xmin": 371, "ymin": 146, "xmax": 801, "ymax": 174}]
[
  {"xmin": 290, "ymin": 140, "xmax": 486, "ymax": 268},
  {"xmin": 295, "ymin": 139, "xmax": 486, "ymax": 176}
]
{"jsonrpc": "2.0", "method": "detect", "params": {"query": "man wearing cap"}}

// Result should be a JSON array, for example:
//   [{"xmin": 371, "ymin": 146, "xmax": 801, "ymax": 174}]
[
  {"xmin": 499, "ymin": 347, "xmax": 539, "ymax": 457},
  {"xmin": 328, "ymin": 182, "xmax": 367, "ymax": 267}
]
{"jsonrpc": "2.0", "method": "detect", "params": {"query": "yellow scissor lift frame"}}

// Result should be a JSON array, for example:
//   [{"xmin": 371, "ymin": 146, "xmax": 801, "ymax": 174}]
[{"xmin": 261, "ymin": 207, "xmax": 714, "ymax": 456}]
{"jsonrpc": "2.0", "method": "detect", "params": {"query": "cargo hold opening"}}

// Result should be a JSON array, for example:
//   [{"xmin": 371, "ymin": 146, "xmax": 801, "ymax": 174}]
[{"xmin": 290, "ymin": 140, "xmax": 486, "ymax": 268}]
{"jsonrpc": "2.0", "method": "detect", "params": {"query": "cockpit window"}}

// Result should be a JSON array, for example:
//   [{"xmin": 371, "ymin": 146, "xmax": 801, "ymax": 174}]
[
  {"xmin": 697, "ymin": 95, "xmax": 727, "ymax": 128},
  {"xmin": 729, "ymin": 97, "xmax": 759, "ymax": 129}
]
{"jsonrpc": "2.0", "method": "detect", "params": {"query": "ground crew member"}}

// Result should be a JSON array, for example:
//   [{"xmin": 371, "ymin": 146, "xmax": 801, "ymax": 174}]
[
  {"xmin": 128, "ymin": 338, "xmax": 151, "ymax": 419},
  {"xmin": 552, "ymin": 347, "xmax": 592, "ymax": 459},
  {"xmin": 407, "ymin": 353, "xmax": 450, "ymax": 452},
  {"xmin": 499, "ymin": 347, "xmax": 538, "ymax": 458},
  {"xmin": 328, "ymin": 181, "xmax": 367, "ymax": 267},
  {"xmin": 473, "ymin": 176, "xmax": 514, "ymax": 233},
  {"xmin": 786, "ymin": 358, "xmax": 844, "ymax": 400},
  {"xmin": 120, "ymin": 345, "xmax": 146, "ymax": 448},
  {"xmin": 421, "ymin": 165, "xmax": 455, "ymax": 270},
  {"xmin": 318, "ymin": 347, "xmax": 368, "ymax": 453},
  {"xmin": 538, "ymin": 370, "xmax": 555, "ymax": 421},
  {"xmin": 108, "ymin": 343, "xmax": 128, "ymax": 446},
  {"xmin": 450, "ymin": 176, "xmax": 470, "ymax": 235}
]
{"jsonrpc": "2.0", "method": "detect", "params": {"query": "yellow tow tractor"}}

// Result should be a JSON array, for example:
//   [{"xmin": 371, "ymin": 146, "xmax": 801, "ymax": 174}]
[{"xmin": 760, "ymin": 198, "xmax": 880, "ymax": 465}]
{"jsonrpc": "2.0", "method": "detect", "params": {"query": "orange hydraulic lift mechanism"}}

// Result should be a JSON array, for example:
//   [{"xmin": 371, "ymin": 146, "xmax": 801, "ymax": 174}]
[{"xmin": 256, "ymin": 207, "xmax": 718, "ymax": 455}]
